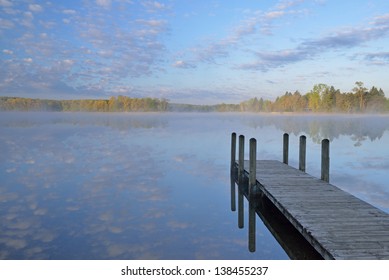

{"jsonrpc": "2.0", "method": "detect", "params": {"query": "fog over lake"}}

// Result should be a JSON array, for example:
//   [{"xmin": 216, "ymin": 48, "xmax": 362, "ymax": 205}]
[{"xmin": 1, "ymin": 112, "xmax": 389, "ymax": 259}]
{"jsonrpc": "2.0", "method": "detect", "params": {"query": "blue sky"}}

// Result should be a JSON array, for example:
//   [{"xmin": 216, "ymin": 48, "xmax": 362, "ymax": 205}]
[{"xmin": 1, "ymin": 0, "xmax": 389, "ymax": 104}]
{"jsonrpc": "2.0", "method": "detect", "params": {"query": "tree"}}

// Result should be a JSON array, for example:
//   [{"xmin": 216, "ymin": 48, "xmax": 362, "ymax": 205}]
[
  {"xmin": 158, "ymin": 98, "xmax": 169, "ymax": 111},
  {"xmin": 365, "ymin": 86, "xmax": 386, "ymax": 112},
  {"xmin": 306, "ymin": 91, "xmax": 320, "ymax": 112},
  {"xmin": 321, "ymin": 86, "xmax": 337, "ymax": 112},
  {"xmin": 353, "ymin": 81, "xmax": 368, "ymax": 112}
]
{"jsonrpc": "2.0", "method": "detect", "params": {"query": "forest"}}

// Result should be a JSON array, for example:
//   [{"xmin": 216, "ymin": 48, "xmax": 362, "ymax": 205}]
[
  {"xmin": 0, "ymin": 96, "xmax": 169, "ymax": 112},
  {"xmin": 1, "ymin": 82, "xmax": 389, "ymax": 113},
  {"xmin": 236, "ymin": 82, "xmax": 388, "ymax": 113}
]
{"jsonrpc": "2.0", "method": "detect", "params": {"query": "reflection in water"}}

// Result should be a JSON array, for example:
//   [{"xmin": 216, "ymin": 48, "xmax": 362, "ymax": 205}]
[
  {"xmin": 0, "ymin": 112, "xmax": 167, "ymax": 130},
  {"xmin": 2, "ymin": 112, "xmax": 389, "ymax": 145},
  {"xmin": 230, "ymin": 173, "xmax": 236, "ymax": 212},
  {"xmin": 230, "ymin": 167, "xmax": 323, "ymax": 259},
  {"xmin": 248, "ymin": 198, "xmax": 257, "ymax": 253},
  {"xmin": 238, "ymin": 184, "xmax": 244, "ymax": 229},
  {"xmin": 1, "ymin": 112, "xmax": 292, "ymax": 259},
  {"xmin": 1, "ymin": 112, "xmax": 389, "ymax": 259},
  {"xmin": 234, "ymin": 113, "xmax": 389, "ymax": 145}
]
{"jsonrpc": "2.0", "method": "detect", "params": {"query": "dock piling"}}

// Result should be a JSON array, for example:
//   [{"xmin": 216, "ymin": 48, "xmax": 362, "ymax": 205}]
[
  {"xmin": 283, "ymin": 133, "xmax": 289, "ymax": 164},
  {"xmin": 249, "ymin": 138, "xmax": 257, "ymax": 196},
  {"xmin": 230, "ymin": 132, "xmax": 236, "ymax": 170},
  {"xmin": 299, "ymin": 135, "xmax": 306, "ymax": 172},
  {"xmin": 238, "ymin": 135, "xmax": 245, "ymax": 183},
  {"xmin": 321, "ymin": 139, "xmax": 330, "ymax": 182},
  {"xmin": 248, "ymin": 138, "xmax": 257, "ymax": 252}
]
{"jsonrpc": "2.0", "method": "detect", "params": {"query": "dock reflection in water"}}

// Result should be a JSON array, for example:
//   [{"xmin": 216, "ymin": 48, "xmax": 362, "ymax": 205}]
[{"xmin": 230, "ymin": 166, "xmax": 323, "ymax": 260}]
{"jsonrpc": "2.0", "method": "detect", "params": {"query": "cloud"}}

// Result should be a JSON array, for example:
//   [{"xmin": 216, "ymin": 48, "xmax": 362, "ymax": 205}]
[
  {"xmin": 372, "ymin": 13, "xmax": 389, "ymax": 26},
  {"xmin": 237, "ymin": 49, "xmax": 308, "ymax": 71},
  {"xmin": 2, "ymin": 49, "xmax": 13, "ymax": 55},
  {"xmin": 28, "ymin": 4, "xmax": 43, "ymax": 12},
  {"xmin": 142, "ymin": 1, "xmax": 166, "ymax": 12},
  {"xmin": 302, "ymin": 26, "xmax": 389, "ymax": 50},
  {"xmin": 96, "ymin": 0, "xmax": 111, "ymax": 8},
  {"xmin": 194, "ymin": 40, "xmax": 232, "ymax": 64},
  {"xmin": 0, "ymin": 1, "xmax": 171, "ymax": 98},
  {"xmin": 62, "ymin": 59, "xmax": 74, "ymax": 66},
  {"xmin": 264, "ymin": 10, "xmax": 285, "ymax": 20},
  {"xmin": 237, "ymin": 12, "xmax": 389, "ymax": 72},
  {"xmin": 1, "ymin": 238, "xmax": 27, "ymax": 250},
  {"xmin": 184, "ymin": 0, "xmax": 308, "ymax": 66},
  {"xmin": 234, "ymin": 20, "xmax": 257, "ymax": 37},
  {"xmin": 246, "ymin": 0, "xmax": 307, "ymax": 36},
  {"xmin": 0, "ymin": 0, "xmax": 13, "ymax": 7},
  {"xmin": 69, "ymin": 3, "xmax": 169, "ymax": 84},
  {"xmin": 63, "ymin": 9, "xmax": 77, "ymax": 15},
  {"xmin": 151, "ymin": 1, "xmax": 165, "ymax": 10},
  {"xmin": 62, "ymin": 9, "xmax": 76, "ymax": 24},
  {"xmin": 275, "ymin": 0, "xmax": 304, "ymax": 10},
  {"xmin": 20, "ymin": 11, "xmax": 35, "ymax": 28},
  {"xmin": 362, "ymin": 52, "xmax": 389, "ymax": 65},
  {"xmin": 172, "ymin": 60, "xmax": 196, "ymax": 69},
  {"xmin": 168, "ymin": 220, "xmax": 191, "ymax": 229},
  {"xmin": 134, "ymin": 19, "xmax": 168, "ymax": 37},
  {"xmin": 0, "ymin": 18, "xmax": 15, "ymax": 29},
  {"xmin": 0, "ymin": 57, "xmax": 82, "ymax": 97},
  {"xmin": 187, "ymin": 3, "xmax": 389, "ymax": 73},
  {"xmin": 135, "ymin": 19, "xmax": 167, "ymax": 28},
  {"xmin": 365, "ymin": 52, "xmax": 389, "ymax": 59}
]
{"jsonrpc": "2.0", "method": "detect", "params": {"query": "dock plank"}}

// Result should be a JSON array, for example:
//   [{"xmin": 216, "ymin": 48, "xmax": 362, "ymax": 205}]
[{"xmin": 237, "ymin": 159, "xmax": 389, "ymax": 260}]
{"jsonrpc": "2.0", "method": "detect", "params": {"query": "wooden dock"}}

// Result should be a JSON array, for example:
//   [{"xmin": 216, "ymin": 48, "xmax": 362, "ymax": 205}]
[{"xmin": 231, "ymin": 133, "xmax": 389, "ymax": 260}]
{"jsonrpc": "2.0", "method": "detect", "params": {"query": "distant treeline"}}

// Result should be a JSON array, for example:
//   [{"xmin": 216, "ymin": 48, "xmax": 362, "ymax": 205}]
[
  {"xmin": 0, "ymin": 96, "xmax": 168, "ymax": 112},
  {"xmin": 160, "ymin": 82, "xmax": 389, "ymax": 113},
  {"xmin": 237, "ymin": 82, "xmax": 389, "ymax": 113},
  {"xmin": 1, "ymin": 82, "xmax": 389, "ymax": 113}
]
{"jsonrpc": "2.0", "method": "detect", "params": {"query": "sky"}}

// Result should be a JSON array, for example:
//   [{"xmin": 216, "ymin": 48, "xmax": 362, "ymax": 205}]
[{"xmin": 1, "ymin": 0, "xmax": 389, "ymax": 104}]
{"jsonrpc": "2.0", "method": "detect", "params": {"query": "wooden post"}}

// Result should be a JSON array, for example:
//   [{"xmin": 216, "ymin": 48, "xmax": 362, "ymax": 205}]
[
  {"xmin": 321, "ymin": 139, "xmax": 330, "ymax": 182},
  {"xmin": 238, "ymin": 135, "xmax": 245, "ymax": 229},
  {"xmin": 249, "ymin": 138, "xmax": 257, "ymax": 252},
  {"xmin": 230, "ymin": 132, "xmax": 236, "ymax": 170},
  {"xmin": 249, "ymin": 138, "xmax": 257, "ymax": 196},
  {"xmin": 238, "ymin": 135, "xmax": 245, "ymax": 182},
  {"xmin": 299, "ymin": 135, "xmax": 306, "ymax": 172},
  {"xmin": 283, "ymin": 133, "xmax": 289, "ymax": 164}
]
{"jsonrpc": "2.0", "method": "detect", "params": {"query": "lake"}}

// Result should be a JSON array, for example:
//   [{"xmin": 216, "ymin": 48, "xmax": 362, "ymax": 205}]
[{"xmin": 1, "ymin": 112, "xmax": 389, "ymax": 260}]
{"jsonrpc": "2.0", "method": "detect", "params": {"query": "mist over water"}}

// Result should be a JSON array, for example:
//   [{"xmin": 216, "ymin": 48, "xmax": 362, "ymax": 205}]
[{"xmin": 1, "ymin": 112, "xmax": 389, "ymax": 259}]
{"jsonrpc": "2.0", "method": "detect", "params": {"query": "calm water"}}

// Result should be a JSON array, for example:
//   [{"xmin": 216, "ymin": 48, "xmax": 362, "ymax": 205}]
[{"xmin": 1, "ymin": 112, "xmax": 389, "ymax": 260}]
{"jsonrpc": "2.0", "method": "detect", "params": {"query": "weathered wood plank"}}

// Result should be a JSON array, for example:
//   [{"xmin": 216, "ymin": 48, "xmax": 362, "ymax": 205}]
[{"xmin": 235, "ymin": 159, "xmax": 389, "ymax": 260}]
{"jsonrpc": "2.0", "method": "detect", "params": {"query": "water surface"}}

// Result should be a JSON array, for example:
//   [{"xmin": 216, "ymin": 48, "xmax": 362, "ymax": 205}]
[{"xmin": 1, "ymin": 112, "xmax": 388, "ymax": 259}]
